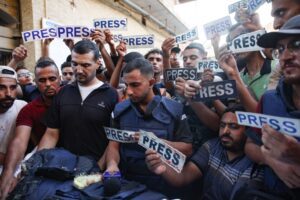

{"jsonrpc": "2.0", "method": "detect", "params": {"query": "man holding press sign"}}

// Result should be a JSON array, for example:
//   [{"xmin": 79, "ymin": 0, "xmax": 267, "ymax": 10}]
[
  {"xmin": 244, "ymin": 15, "xmax": 300, "ymax": 196},
  {"xmin": 105, "ymin": 58, "xmax": 192, "ymax": 198},
  {"xmin": 145, "ymin": 105, "xmax": 264, "ymax": 200}
]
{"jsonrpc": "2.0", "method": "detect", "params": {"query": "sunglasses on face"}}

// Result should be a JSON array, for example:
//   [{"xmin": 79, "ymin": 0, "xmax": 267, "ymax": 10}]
[{"xmin": 272, "ymin": 39, "xmax": 300, "ymax": 59}]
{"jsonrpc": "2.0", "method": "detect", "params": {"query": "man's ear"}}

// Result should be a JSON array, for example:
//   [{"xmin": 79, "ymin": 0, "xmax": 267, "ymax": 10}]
[{"xmin": 149, "ymin": 78, "xmax": 155, "ymax": 86}]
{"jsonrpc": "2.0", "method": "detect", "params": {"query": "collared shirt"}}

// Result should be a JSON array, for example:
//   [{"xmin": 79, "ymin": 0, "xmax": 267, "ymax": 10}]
[{"xmin": 240, "ymin": 59, "xmax": 273, "ymax": 100}]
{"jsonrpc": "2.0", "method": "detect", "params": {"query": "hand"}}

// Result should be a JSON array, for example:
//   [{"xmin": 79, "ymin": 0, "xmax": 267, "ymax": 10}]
[
  {"xmin": 211, "ymin": 33, "xmax": 220, "ymax": 49},
  {"xmin": 104, "ymin": 29, "xmax": 114, "ymax": 45},
  {"xmin": 218, "ymin": 46, "xmax": 239, "ymax": 79},
  {"xmin": 263, "ymin": 154, "xmax": 300, "ymax": 188},
  {"xmin": 161, "ymin": 38, "xmax": 176, "ymax": 57},
  {"xmin": 184, "ymin": 80, "xmax": 200, "ymax": 99},
  {"xmin": 235, "ymin": 9, "xmax": 262, "ymax": 31},
  {"xmin": 175, "ymin": 77, "xmax": 186, "ymax": 97},
  {"xmin": 12, "ymin": 45, "xmax": 27, "ymax": 62},
  {"xmin": 43, "ymin": 38, "xmax": 54, "ymax": 46},
  {"xmin": 0, "ymin": 175, "xmax": 18, "ymax": 200},
  {"xmin": 145, "ymin": 149, "xmax": 166, "ymax": 175},
  {"xmin": 116, "ymin": 41, "xmax": 127, "ymax": 57},
  {"xmin": 201, "ymin": 69, "xmax": 214, "ymax": 84},
  {"xmin": 133, "ymin": 132, "xmax": 140, "ymax": 142},
  {"xmin": 63, "ymin": 39, "xmax": 74, "ymax": 51},
  {"xmin": 91, "ymin": 29, "xmax": 106, "ymax": 48},
  {"xmin": 261, "ymin": 124, "xmax": 300, "ymax": 164}
]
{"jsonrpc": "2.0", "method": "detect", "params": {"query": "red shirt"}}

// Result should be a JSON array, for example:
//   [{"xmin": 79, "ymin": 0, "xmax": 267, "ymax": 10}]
[{"xmin": 16, "ymin": 96, "xmax": 49, "ymax": 145}]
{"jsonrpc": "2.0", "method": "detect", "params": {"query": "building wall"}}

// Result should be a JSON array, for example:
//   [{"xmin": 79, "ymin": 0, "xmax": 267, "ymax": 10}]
[{"xmin": 19, "ymin": 0, "xmax": 172, "ymax": 71}]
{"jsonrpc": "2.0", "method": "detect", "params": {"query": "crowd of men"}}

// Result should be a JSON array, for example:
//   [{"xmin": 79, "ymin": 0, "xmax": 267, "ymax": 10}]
[{"xmin": 0, "ymin": 0, "xmax": 299, "ymax": 199}]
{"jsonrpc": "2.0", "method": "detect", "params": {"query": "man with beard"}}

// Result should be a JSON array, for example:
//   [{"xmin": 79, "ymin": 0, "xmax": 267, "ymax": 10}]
[
  {"xmin": 37, "ymin": 39, "xmax": 118, "ymax": 162},
  {"xmin": 245, "ymin": 15, "xmax": 300, "ymax": 197},
  {"xmin": 0, "ymin": 66, "xmax": 27, "ymax": 171},
  {"xmin": 145, "ymin": 105, "xmax": 264, "ymax": 200},
  {"xmin": 105, "ymin": 58, "xmax": 192, "ymax": 198},
  {"xmin": 0, "ymin": 60, "xmax": 60, "ymax": 199},
  {"xmin": 218, "ymin": 24, "xmax": 273, "ymax": 112}
]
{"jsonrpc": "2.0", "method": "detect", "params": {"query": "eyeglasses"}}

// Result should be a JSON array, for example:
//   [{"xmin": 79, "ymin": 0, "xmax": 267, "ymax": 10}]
[
  {"xmin": 62, "ymin": 72, "xmax": 74, "ymax": 76},
  {"xmin": 17, "ymin": 72, "xmax": 32, "ymax": 78},
  {"xmin": 272, "ymin": 39, "xmax": 300, "ymax": 59}
]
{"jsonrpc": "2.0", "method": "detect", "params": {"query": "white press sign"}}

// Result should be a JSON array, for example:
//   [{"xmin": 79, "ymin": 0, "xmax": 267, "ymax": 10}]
[
  {"xmin": 236, "ymin": 112, "xmax": 300, "ymax": 138},
  {"xmin": 228, "ymin": 0, "xmax": 248, "ymax": 14},
  {"xmin": 203, "ymin": 16, "xmax": 232, "ymax": 40},
  {"xmin": 175, "ymin": 27, "xmax": 198, "ymax": 44},
  {"xmin": 227, "ymin": 29, "xmax": 266, "ymax": 53},
  {"xmin": 138, "ymin": 130, "xmax": 186, "ymax": 173},
  {"xmin": 197, "ymin": 60, "xmax": 223, "ymax": 73},
  {"xmin": 104, "ymin": 127, "xmax": 136, "ymax": 143},
  {"xmin": 93, "ymin": 18, "xmax": 127, "ymax": 30}
]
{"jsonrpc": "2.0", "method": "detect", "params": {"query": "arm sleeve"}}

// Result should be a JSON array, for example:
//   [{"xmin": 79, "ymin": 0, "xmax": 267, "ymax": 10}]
[
  {"xmin": 190, "ymin": 142, "xmax": 210, "ymax": 173},
  {"xmin": 16, "ymin": 104, "xmax": 33, "ymax": 127}
]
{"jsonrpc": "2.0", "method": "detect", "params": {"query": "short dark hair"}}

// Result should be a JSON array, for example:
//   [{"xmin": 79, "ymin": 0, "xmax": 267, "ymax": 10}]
[
  {"xmin": 35, "ymin": 59, "xmax": 59, "ymax": 75},
  {"xmin": 72, "ymin": 40, "xmax": 100, "ymax": 61},
  {"xmin": 122, "ymin": 58, "xmax": 154, "ymax": 78},
  {"xmin": 144, "ymin": 48, "xmax": 163, "ymax": 59},
  {"xmin": 223, "ymin": 104, "xmax": 245, "ymax": 115},
  {"xmin": 184, "ymin": 43, "xmax": 206, "ymax": 55},
  {"xmin": 61, "ymin": 61, "xmax": 72, "ymax": 71}
]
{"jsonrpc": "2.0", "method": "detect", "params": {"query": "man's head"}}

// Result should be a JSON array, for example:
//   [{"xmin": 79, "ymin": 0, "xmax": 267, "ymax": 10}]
[
  {"xmin": 0, "ymin": 66, "xmax": 17, "ymax": 113},
  {"xmin": 271, "ymin": 0, "xmax": 300, "ymax": 30},
  {"xmin": 258, "ymin": 15, "xmax": 300, "ymax": 85},
  {"xmin": 219, "ymin": 105, "xmax": 247, "ymax": 153},
  {"xmin": 170, "ymin": 47, "xmax": 181, "ymax": 68},
  {"xmin": 61, "ymin": 61, "xmax": 74, "ymax": 83},
  {"xmin": 35, "ymin": 60, "xmax": 60, "ymax": 99},
  {"xmin": 145, "ymin": 49, "xmax": 163, "ymax": 75},
  {"xmin": 71, "ymin": 40, "xmax": 100, "ymax": 86},
  {"xmin": 182, "ymin": 43, "xmax": 207, "ymax": 68},
  {"xmin": 16, "ymin": 68, "xmax": 33, "ymax": 86},
  {"xmin": 122, "ymin": 58, "xmax": 155, "ymax": 103}
]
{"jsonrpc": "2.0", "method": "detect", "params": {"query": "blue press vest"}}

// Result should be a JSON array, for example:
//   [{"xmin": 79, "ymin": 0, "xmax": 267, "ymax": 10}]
[{"xmin": 113, "ymin": 95, "xmax": 184, "ymax": 196}]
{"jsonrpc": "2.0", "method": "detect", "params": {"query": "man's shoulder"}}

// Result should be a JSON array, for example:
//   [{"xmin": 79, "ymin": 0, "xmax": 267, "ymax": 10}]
[
  {"xmin": 161, "ymin": 97, "xmax": 184, "ymax": 118},
  {"xmin": 113, "ymin": 100, "xmax": 131, "ymax": 118},
  {"xmin": 14, "ymin": 99, "xmax": 27, "ymax": 109}
]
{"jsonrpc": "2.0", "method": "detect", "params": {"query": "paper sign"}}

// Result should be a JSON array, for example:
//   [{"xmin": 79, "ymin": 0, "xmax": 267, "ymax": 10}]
[
  {"xmin": 228, "ymin": 0, "xmax": 249, "ymax": 14},
  {"xmin": 138, "ymin": 130, "xmax": 186, "ymax": 173},
  {"xmin": 121, "ymin": 35, "xmax": 154, "ymax": 49},
  {"xmin": 175, "ymin": 27, "xmax": 198, "ymax": 44},
  {"xmin": 236, "ymin": 112, "xmax": 300, "ymax": 138},
  {"xmin": 197, "ymin": 60, "xmax": 223, "ymax": 73},
  {"xmin": 104, "ymin": 127, "xmax": 136, "ymax": 143},
  {"xmin": 42, "ymin": 18, "xmax": 62, "ymax": 28},
  {"xmin": 227, "ymin": 29, "xmax": 266, "ymax": 53},
  {"xmin": 248, "ymin": 0, "xmax": 266, "ymax": 14},
  {"xmin": 192, "ymin": 80, "xmax": 237, "ymax": 101},
  {"xmin": 93, "ymin": 18, "xmax": 127, "ymax": 31},
  {"xmin": 164, "ymin": 68, "xmax": 198, "ymax": 82},
  {"xmin": 22, "ymin": 26, "xmax": 91, "ymax": 43},
  {"xmin": 203, "ymin": 16, "xmax": 232, "ymax": 40}
]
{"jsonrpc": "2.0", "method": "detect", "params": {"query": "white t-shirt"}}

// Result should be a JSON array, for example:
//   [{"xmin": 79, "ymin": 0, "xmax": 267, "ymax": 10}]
[
  {"xmin": 78, "ymin": 81, "xmax": 103, "ymax": 101},
  {"xmin": 0, "ymin": 100, "xmax": 27, "ymax": 154}
]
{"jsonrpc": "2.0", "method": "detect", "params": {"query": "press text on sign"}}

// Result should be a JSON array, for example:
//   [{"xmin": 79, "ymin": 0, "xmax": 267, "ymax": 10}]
[
  {"xmin": 227, "ymin": 29, "xmax": 266, "ymax": 54},
  {"xmin": 192, "ymin": 80, "xmax": 237, "ymax": 102},
  {"xmin": 121, "ymin": 35, "xmax": 154, "ymax": 49},
  {"xmin": 164, "ymin": 68, "xmax": 198, "ymax": 82},
  {"xmin": 93, "ymin": 18, "xmax": 127, "ymax": 31},
  {"xmin": 228, "ymin": 0, "xmax": 248, "ymax": 14},
  {"xmin": 236, "ymin": 112, "xmax": 300, "ymax": 138},
  {"xmin": 104, "ymin": 127, "xmax": 136, "ymax": 143},
  {"xmin": 138, "ymin": 130, "xmax": 186, "ymax": 173},
  {"xmin": 203, "ymin": 16, "xmax": 232, "ymax": 40},
  {"xmin": 175, "ymin": 27, "xmax": 198, "ymax": 44},
  {"xmin": 197, "ymin": 60, "xmax": 223, "ymax": 73}
]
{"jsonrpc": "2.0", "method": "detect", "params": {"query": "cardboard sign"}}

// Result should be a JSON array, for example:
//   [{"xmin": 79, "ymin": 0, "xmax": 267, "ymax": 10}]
[
  {"xmin": 197, "ymin": 60, "xmax": 223, "ymax": 73},
  {"xmin": 228, "ymin": 0, "xmax": 249, "ymax": 14},
  {"xmin": 192, "ymin": 80, "xmax": 237, "ymax": 101},
  {"xmin": 164, "ymin": 68, "xmax": 198, "ymax": 82},
  {"xmin": 175, "ymin": 27, "xmax": 198, "ymax": 44},
  {"xmin": 104, "ymin": 127, "xmax": 136, "ymax": 143},
  {"xmin": 138, "ymin": 130, "xmax": 186, "ymax": 173},
  {"xmin": 227, "ymin": 29, "xmax": 266, "ymax": 53},
  {"xmin": 236, "ymin": 112, "xmax": 300, "ymax": 138},
  {"xmin": 203, "ymin": 16, "xmax": 232, "ymax": 40},
  {"xmin": 22, "ymin": 26, "xmax": 91, "ymax": 43},
  {"xmin": 120, "ymin": 35, "xmax": 154, "ymax": 49},
  {"xmin": 93, "ymin": 18, "xmax": 127, "ymax": 30}
]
